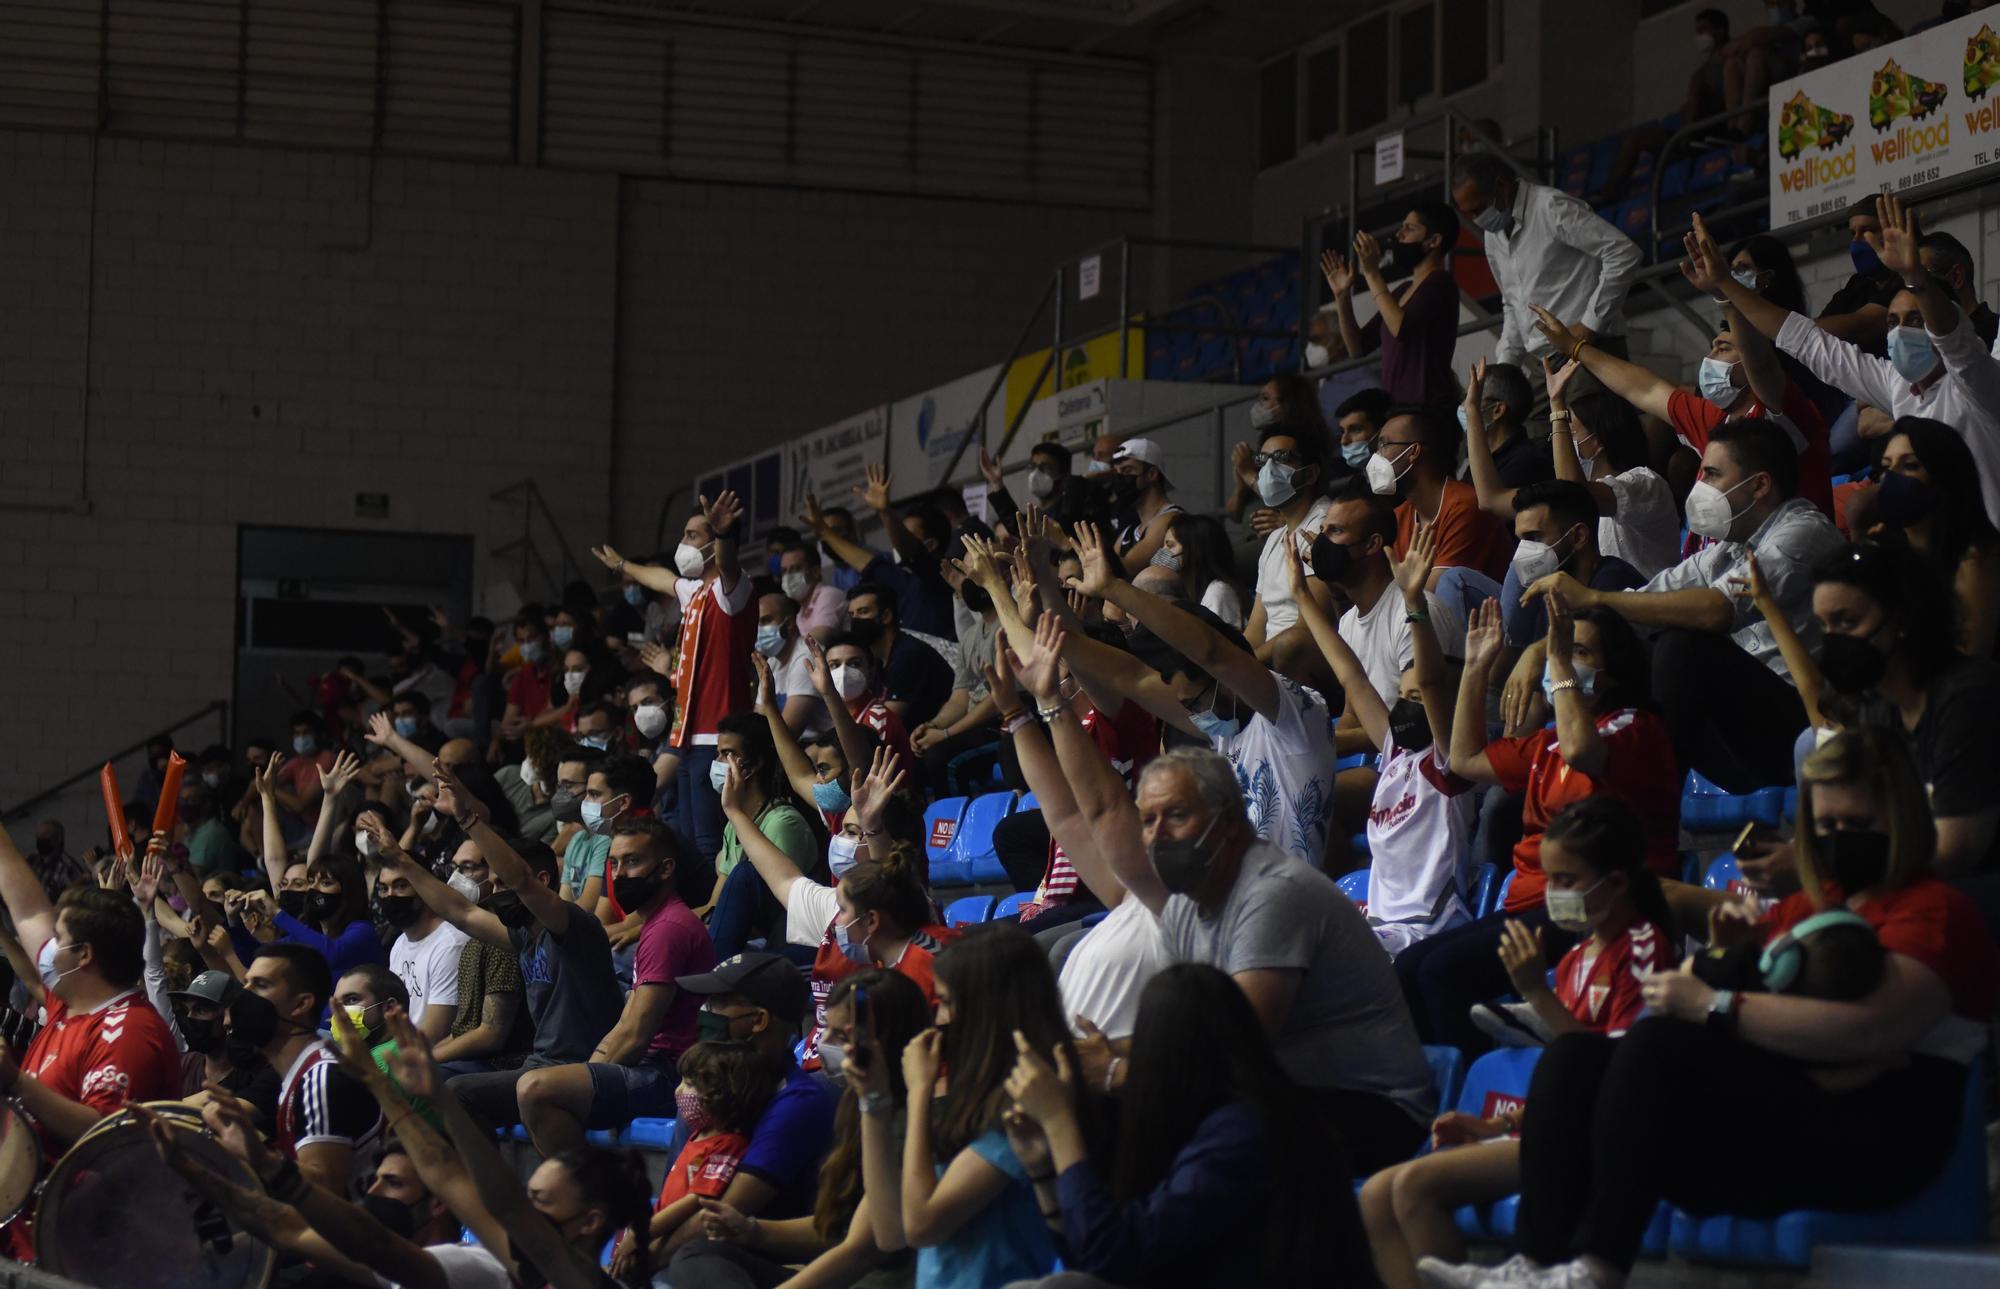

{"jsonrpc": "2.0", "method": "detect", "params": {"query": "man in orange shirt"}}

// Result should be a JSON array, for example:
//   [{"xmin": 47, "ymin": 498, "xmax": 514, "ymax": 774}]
[{"xmin": 1373, "ymin": 405, "xmax": 1516, "ymax": 587}]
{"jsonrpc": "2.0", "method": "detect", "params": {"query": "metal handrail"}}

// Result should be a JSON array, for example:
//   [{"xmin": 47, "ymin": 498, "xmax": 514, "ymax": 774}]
[
  {"xmin": 1646, "ymin": 99, "xmax": 1769, "ymax": 263},
  {"xmin": 2, "ymin": 700, "xmax": 229, "ymax": 824},
  {"xmin": 492, "ymin": 478, "xmax": 584, "ymax": 595},
  {"xmin": 927, "ymin": 272, "xmax": 1061, "ymax": 494}
]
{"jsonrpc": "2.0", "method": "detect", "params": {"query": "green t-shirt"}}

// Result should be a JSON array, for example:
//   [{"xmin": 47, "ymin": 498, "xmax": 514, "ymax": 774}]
[
  {"xmin": 561, "ymin": 832, "xmax": 610, "ymax": 896},
  {"xmin": 370, "ymin": 1039, "xmax": 441, "ymax": 1131},
  {"xmin": 718, "ymin": 799, "xmax": 818, "ymax": 880},
  {"xmin": 185, "ymin": 818, "xmax": 235, "ymax": 877}
]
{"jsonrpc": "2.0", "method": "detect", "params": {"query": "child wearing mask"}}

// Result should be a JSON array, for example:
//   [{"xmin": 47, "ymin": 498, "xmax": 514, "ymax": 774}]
[
  {"xmin": 1361, "ymin": 795, "xmax": 1675, "ymax": 1289},
  {"xmin": 1287, "ymin": 522, "xmax": 1477, "ymax": 953},
  {"xmin": 612, "ymin": 1038, "xmax": 777, "ymax": 1281}
]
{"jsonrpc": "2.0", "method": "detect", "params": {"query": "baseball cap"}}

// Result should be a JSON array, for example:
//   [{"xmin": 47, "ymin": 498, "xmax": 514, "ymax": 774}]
[
  {"xmin": 676, "ymin": 952, "xmax": 810, "ymax": 1025},
  {"xmin": 1113, "ymin": 437, "xmax": 1166, "ymax": 470},
  {"xmin": 169, "ymin": 969, "xmax": 240, "ymax": 1007}
]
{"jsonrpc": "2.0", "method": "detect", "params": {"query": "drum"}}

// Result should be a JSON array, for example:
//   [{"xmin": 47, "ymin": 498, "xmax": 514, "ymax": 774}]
[
  {"xmin": 0, "ymin": 1100, "xmax": 42, "ymax": 1224},
  {"xmin": 32, "ymin": 1101, "xmax": 274, "ymax": 1289}
]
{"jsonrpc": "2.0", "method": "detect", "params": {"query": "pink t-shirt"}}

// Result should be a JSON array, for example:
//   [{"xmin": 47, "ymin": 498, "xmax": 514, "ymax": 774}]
[{"xmin": 635, "ymin": 897, "xmax": 716, "ymax": 1063}]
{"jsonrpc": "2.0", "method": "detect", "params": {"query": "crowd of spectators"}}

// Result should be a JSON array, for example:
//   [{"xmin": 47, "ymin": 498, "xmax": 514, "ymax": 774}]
[{"xmin": 4, "ymin": 110, "xmax": 1999, "ymax": 1289}]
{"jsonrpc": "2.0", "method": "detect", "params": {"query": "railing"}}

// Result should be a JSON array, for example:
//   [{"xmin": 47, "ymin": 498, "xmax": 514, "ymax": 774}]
[
  {"xmin": 1646, "ymin": 99, "xmax": 1771, "ymax": 263},
  {"xmin": 491, "ymin": 478, "xmax": 584, "ymax": 603},
  {"xmin": 2, "ymin": 700, "xmax": 229, "ymax": 826}
]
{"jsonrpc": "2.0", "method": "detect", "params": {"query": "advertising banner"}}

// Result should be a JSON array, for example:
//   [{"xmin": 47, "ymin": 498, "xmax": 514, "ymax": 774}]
[
  {"xmin": 884, "ymin": 365, "xmax": 1005, "ymax": 495},
  {"xmin": 1768, "ymin": 13, "xmax": 1995, "ymax": 227},
  {"xmin": 783, "ymin": 404, "xmax": 888, "ymax": 519}
]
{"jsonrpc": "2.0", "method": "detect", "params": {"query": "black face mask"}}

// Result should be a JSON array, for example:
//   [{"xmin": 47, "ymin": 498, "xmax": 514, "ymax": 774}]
[
  {"xmin": 960, "ymin": 582, "xmax": 993, "ymax": 615},
  {"xmin": 32, "ymin": 835, "xmax": 58, "ymax": 858},
  {"xmin": 378, "ymin": 895, "xmax": 423, "ymax": 929},
  {"xmin": 1387, "ymin": 237, "xmax": 1429, "ymax": 276},
  {"xmin": 1389, "ymin": 698, "xmax": 1432, "ymax": 752},
  {"xmin": 1872, "ymin": 471, "xmax": 1936, "ymax": 528},
  {"xmin": 304, "ymin": 889, "xmax": 342, "ymax": 923},
  {"xmin": 846, "ymin": 619, "xmax": 884, "ymax": 650},
  {"xmin": 180, "ymin": 1014, "xmax": 226, "ymax": 1056},
  {"xmin": 612, "ymin": 872, "xmax": 664, "ymax": 911},
  {"xmin": 359, "ymin": 1193, "xmax": 418, "ymax": 1241},
  {"xmin": 1311, "ymin": 532, "xmax": 1364, "ymax": 585},
  {"xmin": 550, "ymin": 788, "xmax": 584, "ymax": 825},
  {"xmin": 227, "ymin": 990, "xmax": 281, "ymax": 1051},
  {"xmin": 278, "ymin": 890, "xmax": 309, "ymax": 920},
  {"xmin": 1817, "ymin": 632, "xmax": 1888, "ymax": 693},
  {"xmin": 1820, "ymin": 829, "xmax": 1891, "ymax": 894},
  {"xmin": 1147, "ymin": 817, "xmax": 1220, "ymax": 895},
  {"xmin": 485, "ymin": 891, "xmax": 537, "ymax": 930}
]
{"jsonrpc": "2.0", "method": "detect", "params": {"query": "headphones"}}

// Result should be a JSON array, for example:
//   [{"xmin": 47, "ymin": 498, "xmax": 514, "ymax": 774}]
[{"xmin": 1758, "ymin": 910, "xmax": 1873, "ymax": 993}]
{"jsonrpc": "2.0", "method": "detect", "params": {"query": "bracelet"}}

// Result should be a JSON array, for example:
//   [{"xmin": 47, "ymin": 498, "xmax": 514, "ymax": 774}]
[
  {"xmin": 1000, "ymin": 712, "xmax": 1035, "ymax": 736},
  {"xmin": 1404, "ymin": 609, "xmax": 1429, "ymax": 624},
  {"xmin": 1547, "ymin": 679, "xmax": 1580, "ymax": 694},
  {"xmin": 1546, "ymin": 410, "xmax": 1572, "ymax": 424},
  {"xmin": 1035, "ymin": 704, "xmax": 1066, "ymax": 722},
  {"xmin": 1103, "ymin": 1055, "xmax": 1124, "ymax": 1093},
  {"xmin": 1567, "ymin": 334, "xmax": 1588, "ymax": 362},
  {"xmin": 745, "ymin": 1216, "xmax": 759, "ymax": 1247}
]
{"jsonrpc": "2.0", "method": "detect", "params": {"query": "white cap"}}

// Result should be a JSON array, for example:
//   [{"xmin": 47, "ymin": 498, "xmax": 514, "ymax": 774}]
[{"xmin": 1113, "ymin": 437, "xmax": 1166, "ymax": 470}]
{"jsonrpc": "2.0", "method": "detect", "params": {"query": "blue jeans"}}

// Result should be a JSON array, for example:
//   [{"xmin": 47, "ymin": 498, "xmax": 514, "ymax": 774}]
[
  {"xmin": 674, "ymin": 744, "xmax": 722, "ymax": 899},
  {"xmin": 1434, "ymin": 566, "xmax": 1502, "ymax": 636}
]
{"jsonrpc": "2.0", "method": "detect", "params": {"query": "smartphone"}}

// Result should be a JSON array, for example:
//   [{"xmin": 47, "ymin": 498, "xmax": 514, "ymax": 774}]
[
  {"xmin": 850, "ymin": 986, "xmax": 872, "ymax": 1073},
  {"xmin": 626, "ymin": 632, "xmax": 646, "ymax": 646}
]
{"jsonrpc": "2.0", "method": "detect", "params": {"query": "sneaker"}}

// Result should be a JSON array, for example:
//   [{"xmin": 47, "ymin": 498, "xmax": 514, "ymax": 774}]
[
  {"xmin": 1512, "ymin": 1260, "xmax": 1611, "ymax": 1288},
  {"xmin": 1417, "ymin": 1254, "xmax": 1541, "ymax": 1288}
]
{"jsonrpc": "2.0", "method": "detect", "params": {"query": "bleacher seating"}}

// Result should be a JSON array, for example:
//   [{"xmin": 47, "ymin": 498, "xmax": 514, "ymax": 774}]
[
  {"xmin": 1335, "ymin": 868, "xmax": 1370, "ymax": 912},
  {"xmin": 1422, "ymin": 1045, "xmax": 1465, "ymax": 1118},
  {"xmin": 939, "ymin": 792, "xmax": 1016, "ymax": 887},
  {"xmin": 1679, "ymin": 770, "xmax": 1795, "ymax": 832},
  {"xmin": 993, "ymin": 889, "xmax": 1031, "ymax": 921},
  {"xmin": 924, "ymin": 795, "xmax": 970, "ymax": 883},
  {"xmin": 945, "ymin": 894, "xmax": 995, "ymax": 928}
]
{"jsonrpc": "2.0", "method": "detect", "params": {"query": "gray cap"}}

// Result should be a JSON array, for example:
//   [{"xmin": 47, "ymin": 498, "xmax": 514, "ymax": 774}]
[{"xmin": 168, "ymin": 969, "xmax": 239, "ymax": 1007}]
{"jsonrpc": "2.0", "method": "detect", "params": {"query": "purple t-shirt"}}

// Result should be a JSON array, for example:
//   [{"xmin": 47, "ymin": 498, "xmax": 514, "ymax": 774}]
[
  {"xmin": 635, "ymin": 897, "xmax": 715, "ymax": 1062},
  {"xmin": 1362, "ymin": 269, "xmax": 1461, "ymax": 405}
]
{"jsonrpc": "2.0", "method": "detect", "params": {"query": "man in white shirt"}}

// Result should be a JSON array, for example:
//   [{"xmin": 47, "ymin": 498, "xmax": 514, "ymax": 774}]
[
  {"xmin": 1451, "ymin": 151, "xmax": 1641, "ymax": 369},
  {"xmin": 380, "ymin": 863, "xmax": 470, "ymax": 1042},
  {"xmin": 1521, "ymin": 419, "xmax": 1842, "ymax": 793},
  {"xmin": 753, "ymin": 590, "xmax": 824, "ymax": 736},
  {"xmin": 1711, "ymin": 193, "xmax": 2000, "ymax": 525}
]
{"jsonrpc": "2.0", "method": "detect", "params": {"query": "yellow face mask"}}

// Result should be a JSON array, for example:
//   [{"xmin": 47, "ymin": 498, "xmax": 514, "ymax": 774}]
[{"xmin": 343, "ymin": 1003, "xmax": 379, "ymax": 1036}]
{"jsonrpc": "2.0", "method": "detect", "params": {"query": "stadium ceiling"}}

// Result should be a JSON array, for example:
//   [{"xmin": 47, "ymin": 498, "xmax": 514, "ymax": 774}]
[{"xmin": 631, "ymin": 0, "xmax": 1353, "ymax": 58}]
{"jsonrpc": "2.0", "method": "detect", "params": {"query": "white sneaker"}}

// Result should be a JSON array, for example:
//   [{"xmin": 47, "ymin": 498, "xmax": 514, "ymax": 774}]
[
  {"xmin": 1511, "ymin": 1260, "xmax": 1610, "ymax": 1288},
  {"xmin": 1416, "ymin": 1253, "xmax": 1541, "ymax": 1288}
]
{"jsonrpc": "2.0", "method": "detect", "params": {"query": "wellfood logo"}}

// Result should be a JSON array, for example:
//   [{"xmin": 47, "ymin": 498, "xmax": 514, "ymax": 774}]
[
  {"xmin": 1777, "ymin": 147, "xmax": 1856, "ymax": 191},
  {"xmin": 1777, "ymin": 90, "xmax": 1855, "ymax": 160},
  {"xmin": 1869, "ymin": 117, "xmax": 1950, "ymax": 164}
]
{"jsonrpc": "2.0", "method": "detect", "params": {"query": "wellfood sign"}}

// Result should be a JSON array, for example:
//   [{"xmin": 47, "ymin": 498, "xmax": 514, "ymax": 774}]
[{"xmin": 1768, "ymin": 12, "xmax": 1999, "ymax": 227}]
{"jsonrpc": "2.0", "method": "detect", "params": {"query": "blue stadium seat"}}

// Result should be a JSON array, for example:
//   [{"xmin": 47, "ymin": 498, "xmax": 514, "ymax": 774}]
[
  {"xmin": 1468, "ymin": 866, "xmax": 1497, "ymax": 921},
  {"xmin": 925, "ymin": 796, "xmax": 970, "ymax": 885},
  {"xmin": 1680, "ymin": 772, "xmax": 1791, "ymax": 832},
  {"xmin": 1703, "ymin": 854, "xmax": 1742, "ymax": 890},
  {"xmin": 1349, "ymin": 830, "xmax": 1371, "ymax": 860},
  {"xmin": 994, "ymin": 890, "xmax": 1032, "ymax": 921},
  {"xmin": 1018, "ymin": 791, "xmax": 1039, "ymax": 812},
  {"xmin": 1485, "ymin": 869, "xmax": 1516, "ymax": 918},
  {"xmin": 1669, "ymin": 1060, "xmax": 1989, "ymax": 1267},
  {"xmin": 1685, "ymin": 145, "xmax": 1732, "ymax": 193},
  {"xmin": 1335, "ymin": 868, "xmax": 1370, "ymax": 910},
  {"xmin": 1452, "ymin": 1048, "xmax": 1543, "ymax": 1239},
  {"xmin": 948, "ymin": 792, "xmax": 1016, "ymax": 886},
  {"xmin": 1423, "ymin": 1045, "xmax": 1465, "ymax": 1115},
  {"xmin": 1080, "ymin": 910, "xmax": 1108, "ymax": 929},
  {"xmin": 625, "ymin": 1118, "xmax": 677, "ymax": 1150},
  {"xmin": 1658, "ymin": 157, "xmax": 1691, "ymax": 201},
  {"xmin": 945, "ymin": 894, "xmax": 995, "ymax": 928},
  {"xmin": 1335, "ymin": 751, "xmax": 1372, "ymax": 773}
]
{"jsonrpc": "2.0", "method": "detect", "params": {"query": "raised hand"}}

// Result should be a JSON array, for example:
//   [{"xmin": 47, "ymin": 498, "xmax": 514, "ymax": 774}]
[
  {"xmin": 1463, "ymin": 598, "xmax": 1507, "ymax": 672},
  {"xmin": 638, "ymin": 641, "xmax": 672, "ymax": 678},
  {"xmin": 978, "ymin": 446, "xmax": 1006, "ymax": 491},
  {"xmin": 1002, "ymin": 1108, "xmax": 1053, "ymax": 1176},
  {"xmin": 1014, "ymin": 613, "xmax": 1068, "ymax": 704},
  {"xmin": 802, "ymin": 633, "xmax": 834, "ymax": 697},
  {"xmin": 901, "ymin": 1028, "xmax": 943, "ymax": 1098},
  {"xmin": 1544, "ymin": 585, "xmax": 1575, "ymax": 671},
  {"xmin": 954, "ymin": 533, "xmax": 1005, "ymax": 594},
  {"xmin": 1678, "ymin": 210, "xmax": 1732, "ymax": 297},
  {"xmin": 1319, "ymin": 247, "xmax": 1357, "ymax": 298},
  {"xmin": 1230, "ymin": 440, "xmax": 1259, "ymax": 489},
  {"xmin": 1280, "ymin": 531, "xmax": 1308, "ymax": 602},
  {"xmin": 589, "ymin": 543, "xmax": 627, "ymax": 573},
  {"xmin": 1461, "ymin": 357, "xmax": 1488, "ymax": 425},
  {"xmin": 318, "ymin": 750, "xmax": 362, "ymax": 797},
  {"xmin": 1519, "ymin": 569, "xmax": 1591, "ymax": 612},
  {"xmin": 201, "ymin": 1092, "xmax": 281, "ymax": 1183},
  {"xmin": 1066, "ymin": 523, "xmax": 1118, "ymax": 599},
  {"xmin": 356, "ymin": 811, "xmax": 405, "ymax": 861},
  {"xmin": 254, "ymin": 752, "xmax": 285, "ymax": 800},
  {"xmin": 855, "ymin": 464, "xmax": 894, "ymax": 513},
  {"xmin": 129, "ymin": 842, "xmax": 166, "ymax": 909},
  {"xmin": 750, "ymin": 650, "xmax": 776, "ymax": 713},
  {"xmin": 1387, "ymin": 518, "xmax": 1438, "ymax": 608},
  {"xmin": 849, "ymin": 744, "xmax": 907, "ymax": 834},
  {"xmin": 703, "ymin": 490, "xmax": 744, "ymax": 538},
  {"xmin": 1529, "ymin": 304, "xmax": 1584, "ymax": 353},
  {"xmin": 718, "ymin": 760, "xmax": 745, "ymax": 816},
  {"xmin": 365, "ymin": 712, "xmax": 396, "ymax": 748},
  {"xmin": 798, "ymin": 491, "xmax": 829, "ymax": 537},
  {"xmin": 380, "ymin": 1004, "xmax": 442, "ymax": 1101},
  {"xmin": 1353, "ymin": 229, "xmax": 1385, "ymax": 283},
  {"xmin": 1540, "ymin": 354, "xmax": 1580, "ymax": 411},
  {"xmin": 1867, "ymin": 192, "xmax": 1922, "ymax": 278},
  {"xmin": 433, "ymin": 758, "xmax": 488, "ymax": 826}
]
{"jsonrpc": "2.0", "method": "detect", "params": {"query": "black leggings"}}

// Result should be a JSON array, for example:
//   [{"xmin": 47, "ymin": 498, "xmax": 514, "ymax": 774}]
[
  {"xmin": 1652, "ymin": 627, "xmax": 1807, "ymax": 792},
  {"xmin": 1516, "ymin": 1019, "xmax": 1967, "ymax": 1271},
  {"xmin": 1393, "ymin": 905, "xmax": 1578, "ymax": 1054},
  {"xmin": 667, "ymin": 1239, "xmax": 793, "ymax": 1289}
]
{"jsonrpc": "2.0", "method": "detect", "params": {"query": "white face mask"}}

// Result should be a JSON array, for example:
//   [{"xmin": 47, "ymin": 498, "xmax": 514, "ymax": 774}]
[
  {"xmin": 357, "ymin": 830, "xmax": 380, "ymax": 859},
  {"xmin": 1510, "ymin": 529, "xmax": 1575, "ymax": 587},
  {"xmin": 1366, "ymin": 444, "xmax": 1412, "ymax": 496},
  {"xmin": 780, "ymin": 570, "xmax": 810, "ymax": 602},
  {"xmin": 830, "ymin": 664, "xmax": 868, "ymax": 701},
  {"xmin": 1026, "ymin": 467, "xmax": 1057, "ymax": 500},
  {"xmin": 1303, "ymin": 341, "xmax": 1331, "ymax": 369},
  {"xmin": 1886, "ymin": 326, "xmax": 1938, "ymax": 383},
  {"xmin": 562, "ymin": 669, "xmax": 586, "ymax": 696},
  {"xmin": 447, "ymin": 871, "xmax": 484, "ymax": 903},
  {"xmin": 1684, "ymin": 474, "xmax": 1759, "ymax": 540},
  {"xmin": 1545, "ymin": 874, "xmax": 1612, "ymax": 933},
  {"xmin": 827, "ymin": 833, "xmax": 862, "ymax": 878},
  {"xmin": 634, "ymin": 704, "xmax": 668, "ymax": 739},
  {"xmin": 673, "ymin": 542, "xmax": 707, "ymax": 578},
  {"xmin": 1248, "ymin": 401, "xmax": 1278, "ymax": 429},
  {"xmin": 1256, "ymin": 459, "xmax": 1298, "ymax": 507},
  {"xmin": 1697, "ymin": 356, "xmax": 1742, "ymax": 409}
]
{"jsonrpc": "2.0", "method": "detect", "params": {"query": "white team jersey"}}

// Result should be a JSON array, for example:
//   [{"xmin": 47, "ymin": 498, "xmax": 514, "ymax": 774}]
[{"xmin": 1365, "ymin": 735, "xmax": 1478, "ymax": 950}]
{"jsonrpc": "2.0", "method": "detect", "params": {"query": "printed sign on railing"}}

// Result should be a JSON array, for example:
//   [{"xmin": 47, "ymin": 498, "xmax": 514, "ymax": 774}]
[{"xmin": 1768, "ymin": 12, "xmax": 1997, "ymax": 227}]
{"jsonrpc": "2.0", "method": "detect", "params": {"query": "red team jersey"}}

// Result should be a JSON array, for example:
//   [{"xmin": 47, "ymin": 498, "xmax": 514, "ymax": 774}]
[
  {"xmin": 658, "ymin": 1132, "xmax": 752, "ymax": 1207},
  {"xmin": 21, "ymin": 988, "xmax": 180, "ymax": 1155},
  {"xmin": 1554, "ymin": 920, "xmax": 1671, "ymax": 1038}
]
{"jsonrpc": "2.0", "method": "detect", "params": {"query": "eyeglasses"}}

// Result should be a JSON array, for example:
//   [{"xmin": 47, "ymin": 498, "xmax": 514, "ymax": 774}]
[
  {"xmin": 1374, "ymin": 439, "xmax": 1417, "ymax": 453},
  {"xmin": 1251, "ymin": 450, "xmax": 1303, "ymax": 469}
]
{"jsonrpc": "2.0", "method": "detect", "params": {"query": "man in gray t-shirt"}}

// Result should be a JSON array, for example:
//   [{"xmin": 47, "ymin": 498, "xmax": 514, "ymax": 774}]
[{"xmin": 1123, "ymin": 747, "xmax": 1434, "ymax": 1175}]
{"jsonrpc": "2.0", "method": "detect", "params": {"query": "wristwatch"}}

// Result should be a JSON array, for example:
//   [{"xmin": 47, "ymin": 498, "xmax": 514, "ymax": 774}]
[
  {"xmin": 1705, "ymin": 988, "xmax": 1740, "ymax": 1035},
  {"xmin": 858, "ymin": 1091, "xmax": 893, "ymax": 1118}
]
